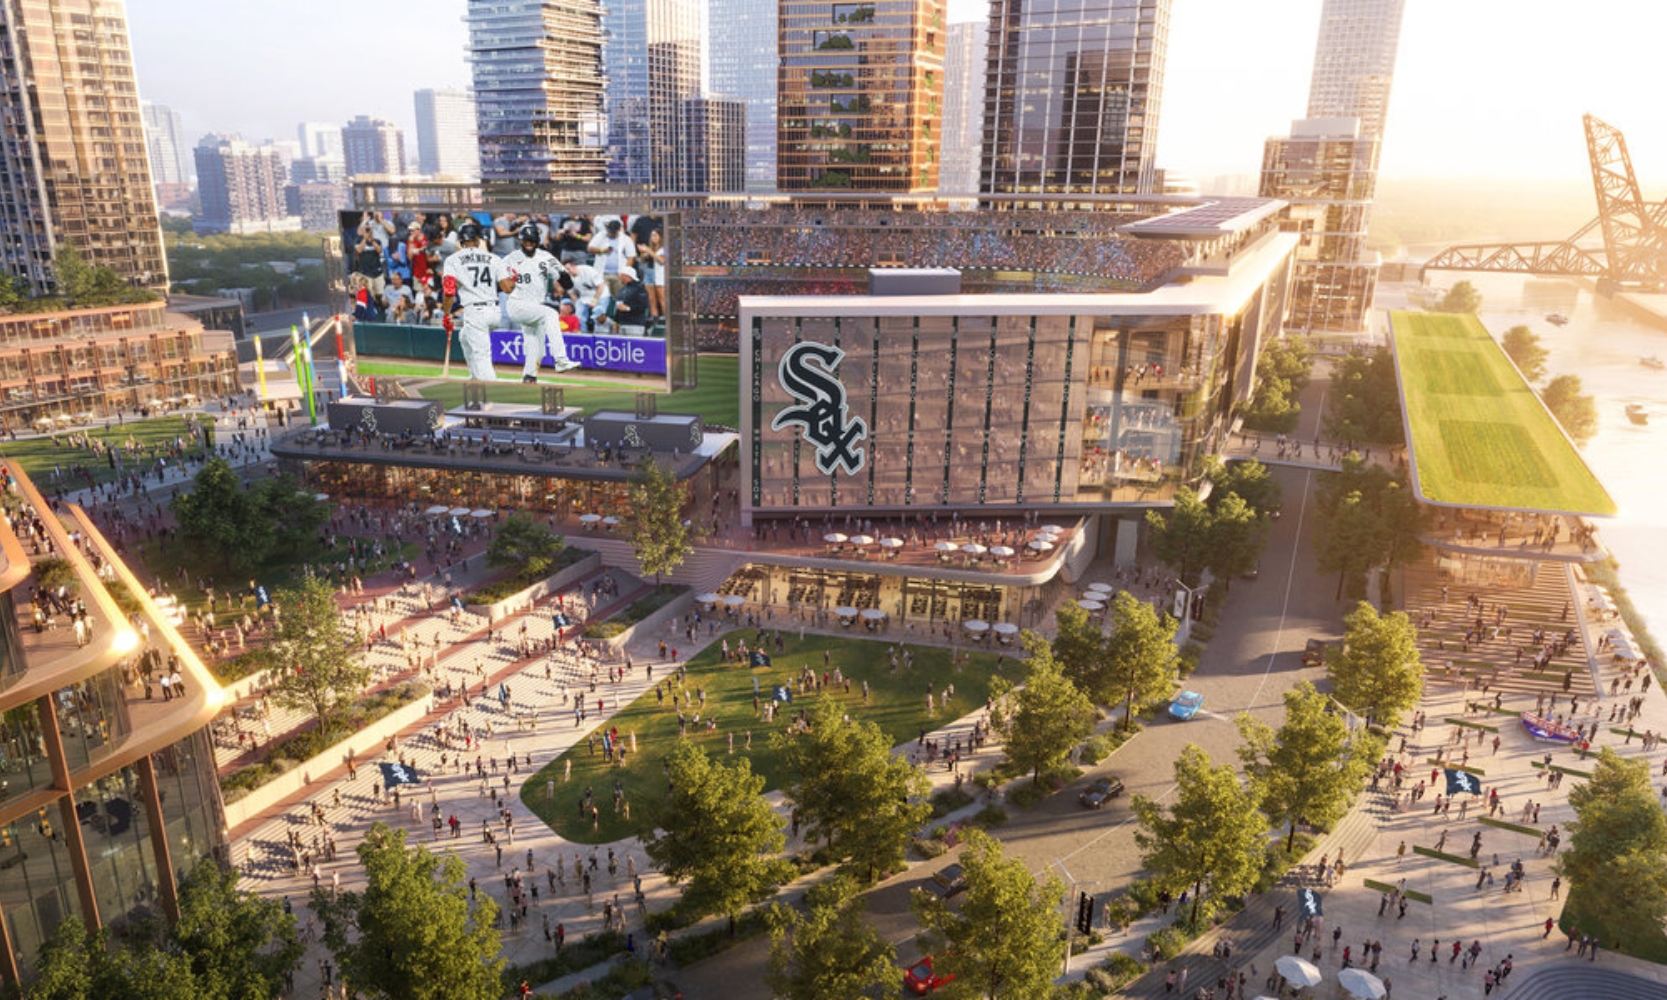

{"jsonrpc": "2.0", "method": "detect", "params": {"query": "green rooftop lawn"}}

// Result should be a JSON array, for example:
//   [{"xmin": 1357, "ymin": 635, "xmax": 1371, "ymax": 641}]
[
  {"xmin": 374, "ymin": 354, "xmax": 741, "ymax": 429},
  {"xmin": 520, "ymin": 629, "xmax": 1016, "ymax": 845},
  {"xmin": 1390, "ymin": 311, "xmax": 1617, "ymax": 515}
]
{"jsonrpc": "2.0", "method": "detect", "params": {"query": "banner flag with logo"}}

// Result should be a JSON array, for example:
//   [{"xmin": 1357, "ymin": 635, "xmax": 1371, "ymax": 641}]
[
  {"xmin": 1296, "ymin": 887, "xmax": 1323, "ymax": 920},
  {"xmin": 379, "ymin": 762, "xmax": 423, "ymax": 788},
  {"xmin": 1444, "ymin": 768, "xmax": 1483, "ymax": 796}
]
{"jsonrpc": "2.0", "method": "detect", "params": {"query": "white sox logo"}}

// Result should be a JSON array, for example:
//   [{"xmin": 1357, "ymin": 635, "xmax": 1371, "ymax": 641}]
[{"xmin": 772, "ymin": 342, "xmax": 866, "ymax": 475}]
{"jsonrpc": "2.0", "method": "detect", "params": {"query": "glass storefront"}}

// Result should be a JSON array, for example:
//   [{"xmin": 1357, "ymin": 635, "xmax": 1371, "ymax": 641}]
[
  {"xmin": 74, "ymin": 767, "xmax": 161, "ymax": 928},
  {"xmin": 291, "ymin": 461, "xmax": 636, "ymax": 516},
  {"xmin": 0, "ymin": 702, "xmax": 53, "ymax": 806},
  {"xmin": 54, "ymin": 668, "xmax": 132, "ymax": 773},
  {"xmin": 714, "ymin": 563, "xmax": 1071, "ymax": 632},
  {"xmin": 0, "ymin": 805, "xmax": 81, "ymax": 980},
  {"xmin": 152, "ymin": 730, "xmax": 225, "ymax": 872}
]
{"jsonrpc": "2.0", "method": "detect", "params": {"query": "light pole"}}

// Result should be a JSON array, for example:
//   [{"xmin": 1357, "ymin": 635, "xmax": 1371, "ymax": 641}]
[{"xmin": 1053, "ymin": 858, "xmax": 1097, "ymax": 976}]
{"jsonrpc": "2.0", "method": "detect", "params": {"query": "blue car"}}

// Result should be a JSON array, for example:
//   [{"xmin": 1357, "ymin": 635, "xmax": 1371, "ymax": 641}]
[{"xmin": 1168, "ymin": 690, "xmax": 1204, "ymax": 721}]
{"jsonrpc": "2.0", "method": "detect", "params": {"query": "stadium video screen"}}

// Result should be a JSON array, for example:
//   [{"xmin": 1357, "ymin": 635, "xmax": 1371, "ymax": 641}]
[{"xmin": 339, "ymin": 209, "xmax": 670, "ymax": 382}]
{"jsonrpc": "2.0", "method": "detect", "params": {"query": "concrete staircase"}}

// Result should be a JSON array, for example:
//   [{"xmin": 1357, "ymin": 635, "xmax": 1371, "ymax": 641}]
[
  {"xmin": 1507, "ymin": 963, "xmax": 1667, "ymax": 999},
  {"xmin": 568, "ymin": 536, "xmax": 746, "ymax": 596}
]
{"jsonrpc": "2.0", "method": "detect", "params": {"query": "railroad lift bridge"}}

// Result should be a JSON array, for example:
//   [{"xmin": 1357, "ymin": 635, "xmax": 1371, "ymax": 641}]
[{"xmin": 1421, "ymin": 115, "xmax": 1667, "ymax": 294}]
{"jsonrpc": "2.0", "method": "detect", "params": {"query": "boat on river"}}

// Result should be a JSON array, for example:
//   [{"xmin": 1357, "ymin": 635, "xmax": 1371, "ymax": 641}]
[{"xmin": 1626, "ymin": 404, "xmax": 1648, "ymax": 425}]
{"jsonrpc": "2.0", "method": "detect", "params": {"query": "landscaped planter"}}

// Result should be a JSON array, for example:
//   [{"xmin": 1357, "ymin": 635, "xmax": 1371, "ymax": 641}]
[
  {"xmin": 587, "ymin": 587, "xmax": 694, "ymax": 653},
  {"xmin": 463, "ymin": 549, "xmax": 600, "ymax": 622}
]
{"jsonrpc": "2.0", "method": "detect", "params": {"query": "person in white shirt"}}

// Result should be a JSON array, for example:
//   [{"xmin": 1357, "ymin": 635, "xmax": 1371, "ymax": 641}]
[
  {"xmin": 563, "ymin": 259, "xmax": 609, "ymax": 333},
  {"xmin": 440, "ymin": 221, "xmax": 515, "ymax": 380},
  {"xmin": 587, "ymin": 218, "xmax": 637, "ymax": 299},
  {"xmin": 502, "ymin": 227, "xmax": 580, "ymax": 382}
]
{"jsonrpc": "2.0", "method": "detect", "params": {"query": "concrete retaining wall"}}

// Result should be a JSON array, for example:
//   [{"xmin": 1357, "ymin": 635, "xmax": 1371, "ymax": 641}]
[
  {"xmin": 464, "ymin": 550, "xmax": 601, "ymax": 622},
  {"xmin": 594, "ymin": 588, "xmax": 695, "ymax": 655}
]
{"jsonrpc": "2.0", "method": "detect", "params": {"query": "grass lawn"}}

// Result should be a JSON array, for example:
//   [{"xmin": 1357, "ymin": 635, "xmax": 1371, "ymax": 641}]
[
  {"xmin": 1390, "ymin": 311, "xmax": 1616, "ymax": 515},
  {"xmin": 0, "ymin": 415, "xmax": 213, "ymax": 489},
  {"xmin": 382, "ymin": 353, "xmax": 741, "ymax": 428},
  {"xmin": 520, "ymin": 629, "xmax": 1015, "ymax": 844}
]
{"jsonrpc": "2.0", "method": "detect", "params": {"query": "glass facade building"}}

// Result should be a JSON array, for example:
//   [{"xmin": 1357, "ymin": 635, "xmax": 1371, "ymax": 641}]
[
  {"xmin": 0, "ymin": 464, "xmax": 227, "ymax": 986},
  {"xmin": 1305, "ymin": 0, "xmax": 1405, "ymax": 143},
  {"xmin": 603, "ymin": 0, "xmax": 701, "ymax": 190},
  {"xmin": 413, "ymin": 88, "xmax": 481, "ymax": 180},
  {"xmin": 980, "ymin": 0, "xmax": 1171, "ymax": 198},
  {"xmin": 938, "ymin": 20, "xmax": 987, "ymax": 194},
  {"xmin": 679, "ymin": 98, "xmax": 748, "ymax": 193},
  {"xmin": 777, "ymin": 0, "xmax": 946, "ymax": 192},
  {"xmin": 740, "ymin": 230, "xmax": 1297, "ymax": 520},
  {"xmin": 708, "ymin": 0, "xmax": 779, "ymax": 190},
  {"xmin": 0, "ymin": 0, "xmax": 167, "ymax": 296},
  {"xmin": 468, "ymin": 0, "xmax": 609, "ymax": 184}
]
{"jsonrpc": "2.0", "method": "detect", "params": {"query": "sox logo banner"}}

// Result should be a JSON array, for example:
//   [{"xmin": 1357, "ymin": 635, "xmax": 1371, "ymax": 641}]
[{"xmin": 772, "ymin": 341, "xmax": 867, "ymax": 476}]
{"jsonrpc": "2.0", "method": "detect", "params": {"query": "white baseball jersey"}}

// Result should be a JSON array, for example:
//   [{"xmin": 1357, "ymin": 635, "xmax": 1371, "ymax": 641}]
[
  {"xmin": 502, "ymin": 248, "xmax": 561, "ymax": 304},
  {"xmin": 442, "ymin": 248, "xmax": 509, "ymax": 309}
]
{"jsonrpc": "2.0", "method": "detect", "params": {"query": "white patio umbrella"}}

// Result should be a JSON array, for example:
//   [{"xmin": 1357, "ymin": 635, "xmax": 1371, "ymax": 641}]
[
  {"xmin": 314, "ymin": 493, "xmax": 330, "ymax": 502},
  {"xmin": 471, "ymin": 509, "xmax": 493, "ymax": 518},
  {"xmin": 1077, "ymin": 599, "xmax": 1105, "ymax": 612},
  {"xmin": 834, "ymin": 606, "xmax": 860, "ymax": 618},
  {"xmin": 963, "ymin": 619, "xmax": 989, "ymax": 632},
  {"xmin": 1274, "ymin": 955, "xmax": 1323, "ymax": 988},
  {"xmin": 424, "ymin": 504, "xmax": 449, "ymax": 516},
  {"xmin": 579, "ymin": 514, "xmax": 603, "ymax": 524},
  {"xmin": 696, "ymin": 593, "xmax": 722, "ymax": 604},
  {"xmin": 989, "ymin": 545, "xmax": 1015, "ymax": 558},
  {"xmin": 962, "ymin": 543, "xmax": 987, "ymax": 556},
  {"xmin": 448, "ymin": 507, "xmax": 471, "ymax": 517},
  {"xmin": 1338, "ymin": 968, "xmax": 1386, "ymax": 999},
  {"xmin": 878, "ymin": 537, "xmax": 904, "ymax": 549},
  {"xmin": 1087, "ymin": 582, "xmax": 1114, "ymax": 593},
  {"xmin": 824, "ymin": 532, "xmax": 848, "ymax": 544},
  {"xmin": 602, "ymin": 516, "xmax": 620, "ymax": 526},
  {"xmin": 860, "ymin": 608, "xmax": 887, "ymax": 620},
  {"xmin": 850, "ymin": 534, "xmax": 876, "ymax": 546},
  {"xmin": 1028, "ymin": 539, "xmax": 1054, "ymax": 552},
  {"xmin": 992, "ymin": 622, "xmax": 1019, "ymax": 635},
  {"xmin": 934, "ymin": 541, "xmax": 958, "ymax": 553},
  {"xmin": 1040, "ymin": 524, "xmax": 1065, "ymax": 534},
  {"xmin": 723, "ymin": 595, "xmax": 745, "ymax": 607}
]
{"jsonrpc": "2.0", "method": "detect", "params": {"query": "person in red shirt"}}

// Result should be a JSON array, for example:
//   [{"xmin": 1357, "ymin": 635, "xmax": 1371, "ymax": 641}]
[{"xmin": 557, "ymin": 299, "xmax": 580, "ymax": 333}]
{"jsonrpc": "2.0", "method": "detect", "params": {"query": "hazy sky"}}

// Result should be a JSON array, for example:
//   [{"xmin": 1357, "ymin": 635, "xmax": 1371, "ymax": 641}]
[{"xmin": 126, "ymin": 0, "xmax": 1667, "ymax": 185}]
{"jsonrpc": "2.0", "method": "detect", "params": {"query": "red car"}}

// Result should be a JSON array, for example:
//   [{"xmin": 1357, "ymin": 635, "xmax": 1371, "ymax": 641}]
[{"xmin": 904, "ymin": 955, "xmax": 954, "ymax": 995}]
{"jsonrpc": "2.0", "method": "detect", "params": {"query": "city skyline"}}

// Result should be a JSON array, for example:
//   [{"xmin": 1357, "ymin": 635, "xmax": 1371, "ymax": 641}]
[{"xmin": 122, "ymin": 0, "xmax": 1665, "ymax": 189}]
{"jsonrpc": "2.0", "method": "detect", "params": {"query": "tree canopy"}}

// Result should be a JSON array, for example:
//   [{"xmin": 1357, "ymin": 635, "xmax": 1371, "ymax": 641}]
[
  {"xmin": 767, "ymin": 874, "xmax": 900, "ymax": 1000},
  {"xmin": 1314, "ymin": 456, "xmax": 1423, "ymax": 599},
  {"xmin": 268, "ymin": 576, "xmax": 372, "ymax": 733},
  {"xmin": 484, "ymin": 512, "xmax": 565, "ymax": 579},
  {"xmin": 1540, "ymin": 373, "xmax": 1598, "ymax": 445},
  {"xmin": 626, "ymin": 458, "xmax": 693, "ymax": 583},
  {"xmin": 1501, "ymin": 325, "xmax": 1548, "ymax": 383},
  {"xmin": 1237, "ymin": 681, "xmax": 1381, "ymax": 852},
  {"xmin": 1132, "ymin": 744, "xmax": 1267, "ymax": 926},
  {"xmin": 992, "ymin": 635, "xmax": 1096, "ymax": 783},
  {"xmin": 1556, "ymin": 749, "xmax": 1667, "ymax": 955},
  {"xmin": 1330, "ymin": 601, "xmax": 1423, "ymax": 727},
  {"xmin": 773, "ymin": 697, "xmax": 931, "ymax": 879},
  {"xmin": 1241, "ymin": 335, "xmax": 1312, "ymax": 433},
  {"xmin": 1101, "ymin": 590, "xmax": 1180, "ymax": 729},
  {"xmin": 911, "ymin": 829, "xmax": 1065, "ymax": 999},
  {"xmin": 1144, "ymin": 487, "xmax": 1216, "ymax": 587},
  {"xmin": 642, "ymin": 741, "xmax": 794, "ymax": 925},
  {"xmin": 1324, "ymin": 347, "xmax": 1405, "ymax": 445},
  {"xmin": 312, "ymin": 824, "xmax": 503, "ymax": 1000},
  {"xmin": 1436, "ymin": 280, "xmax": 1483, "ymax": 313},
  {"xmin": 171, "ymin": 461, "xmax": 327, "ymax": 575}
]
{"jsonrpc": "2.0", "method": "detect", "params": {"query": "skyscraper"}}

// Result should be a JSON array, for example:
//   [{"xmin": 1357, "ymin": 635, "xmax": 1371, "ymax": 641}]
[
  {"xmin": 414, "ymin": 88, "xmax": 481, "ymax": 179},
  {"xmin": 1259, "ymin": 0, "xmax": 1405, "ymax": 333},
  {"xmin": 980, "ymin": 0, "xmax": 1170, "ymax": 198},
  {"xmin": 193, "ymin": 135, "xmax": 301, "ymax": 234},
  {"xmin": 297, "ymin": 121, "xmax": 345, "ymax": 160},
  {"xmin": 1305, "ymin": 0, "xmax": 1405, "ymax": 143},
  {"xmin": 0, "ymin": 0, "xmax": 167, "ymax": 294},
  {"xmin": 708, "ymin": 0, "xmax": 777, "ymax": 190},
  {"xmin": 603, "ymin": 0, "xmax": 701, "ymax": 189},
  {"xmin": 140, "ymin": 101, "xmax": 191, "ymax": 186},
  {"xmin": 679, "ymin": 97, "xmax": 747, "ymax": 193},
  {"xmin": 341, "ymin": 116, "xmax": 406, "ymax": 178},
  {"xmin": 778, "ymin": 0, "xmax": 945, "ymax": 192},
  {"xmin": 468, "ymin": 0, "xmax": 608, "ymax": 185},
  {"xmin": 938, "ymin": 20, "xmax": 986, "ymax": 194}
]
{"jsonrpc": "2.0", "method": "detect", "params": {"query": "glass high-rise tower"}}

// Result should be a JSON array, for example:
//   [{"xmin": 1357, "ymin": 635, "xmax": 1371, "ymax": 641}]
[
  {"xmin": 1260, "ymin": 0, "xmax": 1405, "ymax": 333},
  {"xmin": 709, "ymin": 0, "xmax": 778, "ymax": 191},
  {"xmin": 603, "ymin": 0, "xmax": 701, "ymax": 190},
  {"xmin": 0, "ymin": 0, "xmax": 167, "ymax": 295},
  {"xmin": 468, "ymin": 0, "xmax": 608, "ymax": 185},
  {"xmin": 980, "ymin": 0, "xmax": 1171, "ymax": 198},
  {"xmin": 777, "ymin": 0, "xmax": 945, "ymax": 193}
]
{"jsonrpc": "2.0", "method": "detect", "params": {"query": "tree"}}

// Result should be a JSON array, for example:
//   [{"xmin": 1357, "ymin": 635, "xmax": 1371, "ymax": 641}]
[
  {"xmin": 1208, "ymin": 457, "xmax": 1282, "ymax": 520},
  {"xmin": 1242, "ymin": 336, "xmax": 1312, "ymax": 433},
  {"xmin": 1556, "ymin": 749, "xmax": 1667, "ymax": 954},
  {"xmin": 1145, "ymin": 487, "xmax": 1215, "ymax": 586},
  {"xmin": 993, "ymin": 635, "xmax": 1095, "ymax": 783},
  {"xmin": 1206, "ymin": 491, "xmax": 1267, "ymax": 583},
  {"xmin": 312, "ymin": 824, "xmax": 503, "ymax": 1000},
  {"xmin": 484, "ymin": 512, "xmax": 565, "ymax": 579},
  {"xmin": 1324, "ymin": 348, "xmax": 1405, "ymax": 444},
  {"xmin": 173, "ymin": 859, "xmax": 303, "ymax": 999},
  {"xmin": 1501, "ymin": 325, "xmax": 1549, "ymax": 383},
  {"xmin": 626, "ymin": 458, "xmax": 692, "ymax": 584},
  {"xmin": 642, "ymin": 741, "xmax": 794, "ymax": 928},
  {"xmin": 1132, "ymin": 745, "xmax": 1267, "ymax": 926},
  {"xmin": 766, "ymin": 874, "xmax": 900, "ymax": 1000},
  {"xmin": 911, "ymin": 829, "xmax": 1065, "ymax": 999},
  {"xmin": 1540, "ymin": 373, "xmax": 1598, "ymax": 445},
  {"xmin": 1330, "ymin": 601, "xmax": 1423, "ymax": 727},
  {"xmin": 1048, "ymin": 602, "xmax": 1103, "ymax": 697},
  {"xmin": 29, "ymin": 917, "xmax": 211, "ymax": 1000},
  {"xmin": 1314, "ymin": 490, "xmax": 1382, "ymax": 600},
  {"xmin": 52, "ymin": 241, "xmax": 157, "ymax": 307},
  {"xmin": 1313, "ymin": 457, "xmax": 1423, "ymax": 599},
  {"xmin": 249, "ymin": 474, "xmax": 328, "ymax": 558},
  {"xmin": 774, "ymin": 698, "xmax": 931, "ymax": 879},
  {"xmin": 1101, "ymin": 590, "xmax": 1179, "ymax": 729},
  {"xmin": 1237, "ymin": 681, "xmax": 1381, "ymax": 852},
  {"xmin": 1436, "ymin": 280, "xmax": 1483, "ymax": 313},
  {"xmin": 171, "ymin": 458, "xmax": 274, "ymax": 574},
  {"xmin": 268, "ymin": 576, "xmax": 372, "ymax": 734}
]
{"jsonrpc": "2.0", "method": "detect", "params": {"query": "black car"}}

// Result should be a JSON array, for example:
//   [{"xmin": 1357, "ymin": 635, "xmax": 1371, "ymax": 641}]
[
  {"xmin": 1078, "ymin": 775, "xmax": 1126, "ymax": 809},
  {"xmin": 1302, "ymin": 639, "xmax": 1327, "ymax": 666},
  {"xmin": 921, "ymin": 862, "xmax": 967, "ymax": 899}
]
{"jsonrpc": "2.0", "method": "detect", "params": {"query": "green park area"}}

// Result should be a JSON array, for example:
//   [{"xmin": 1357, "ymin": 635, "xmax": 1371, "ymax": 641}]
[
  {"xmin": 0, "ymin": 414, "xmax": 212, "ymax": 489},
  {"xmin": 521, "ymin": 629, "xmax": 1014, "ymax": 844},
  {"xmin": 359, "ymin": 353, "xmax": 741, "ymax": 428},
  {"xmin": 1390, "ymin": 311, "xmax": 1616, "ymax": 515}
]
